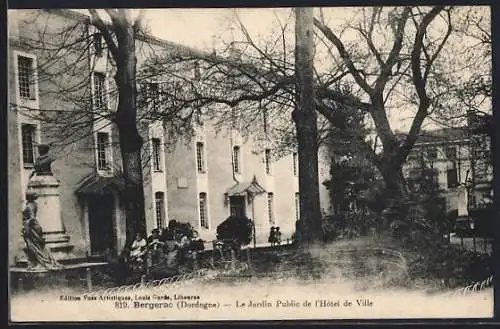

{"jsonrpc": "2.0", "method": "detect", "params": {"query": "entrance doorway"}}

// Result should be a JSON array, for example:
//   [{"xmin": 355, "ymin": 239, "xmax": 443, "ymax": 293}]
[
  {"xmin": 88, "ymin": 195, "xmax": 115, "ymax": 255},
  {"xmin": 229, "ymin": 196, "xmax": 246, "ymax": 217}
]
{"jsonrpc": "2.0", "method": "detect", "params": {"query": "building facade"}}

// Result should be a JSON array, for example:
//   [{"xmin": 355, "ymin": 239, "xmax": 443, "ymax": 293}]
[
  {"xmin": 8, "ymin": 9, "xmax": 331, "ymax": 265},
  {"xmin": 402, "ymin": 124, "xmax": 493, "ymax": 214}
]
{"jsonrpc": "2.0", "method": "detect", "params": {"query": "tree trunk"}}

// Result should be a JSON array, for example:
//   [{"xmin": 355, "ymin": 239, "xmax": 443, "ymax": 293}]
[
  {"xmin": 380, "ymin": 159, "xmax": 408, "ymax": 228},
  {"xmin": 113, "ymin": 19, "xmax": 146, "ymax": 249},
  {"xmin": 294, "ymin": 8, "xmax": 323, "ymax": 244}
]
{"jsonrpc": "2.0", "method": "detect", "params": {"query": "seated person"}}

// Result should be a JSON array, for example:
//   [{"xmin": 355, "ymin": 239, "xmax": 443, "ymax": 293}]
[
  {"xmin": 146, "ymin": 228, "xmax": 165, "ymax": 266},
  {"xmin": 147, "ymin": 229, "xmax": 165, "ymax": 250},
  {"xmin": 129, "ymin": 232, "xmax": 147, "ymax": 262},
  {"xmin": 190, "ymin": 231, "xmax": 205, "ymax": 251}
]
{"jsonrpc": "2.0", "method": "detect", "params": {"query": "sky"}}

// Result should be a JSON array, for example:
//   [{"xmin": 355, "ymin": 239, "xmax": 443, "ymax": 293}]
[
  {"xmin": 137, "ymin": 8, "xmax": 453, "ymax": 132},
  {"xmin": 39, "ymin": 7, "xmax": 493, "ymax": 132}
]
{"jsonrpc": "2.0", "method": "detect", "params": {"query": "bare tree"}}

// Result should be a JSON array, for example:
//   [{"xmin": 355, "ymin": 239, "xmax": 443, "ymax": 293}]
[
  {"xmin": 10, "ymin": 9, "xmax": 200, "ymax": 248},
  {"xmin": 143, "ymin": 6, "xmax": 490, "ymax": 229}
]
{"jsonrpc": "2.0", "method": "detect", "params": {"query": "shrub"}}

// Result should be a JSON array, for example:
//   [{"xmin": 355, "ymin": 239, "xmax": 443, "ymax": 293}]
[
  {"xmin": 216, "ymin": 216, "xmax": 253, "ymax": 246},
  {"xmin": 470, "ymin": 207, "xmax": 495, "ymax": 238}
]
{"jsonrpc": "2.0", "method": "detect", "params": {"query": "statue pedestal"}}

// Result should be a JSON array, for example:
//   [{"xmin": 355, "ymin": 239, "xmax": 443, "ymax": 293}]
[{"xmin": 27, "ymin": 175, "xmax": 75, "ymax": 260}]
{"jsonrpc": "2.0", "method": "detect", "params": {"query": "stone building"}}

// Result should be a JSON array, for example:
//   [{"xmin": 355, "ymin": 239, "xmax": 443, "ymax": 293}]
[
  {"xmin": 401, "ymin": 118, "xmax": 493, "ymax": 214},
  {"xmin": 8, "ymin": 9, "xmax": 331, "ymax": 265}
]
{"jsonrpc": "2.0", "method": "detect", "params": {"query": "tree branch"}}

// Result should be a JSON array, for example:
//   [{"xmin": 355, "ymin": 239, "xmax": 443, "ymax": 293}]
[
  {"xmin": 400, "ymin": 6, "xmax": 446, "ymax": 165},
  {"xmin": 88, "ymin": 9, "xmax": 119, "ymax": 60},
  {"xmin": 313, "ymin": 17, "xmax": 374, "ymax": 96}
]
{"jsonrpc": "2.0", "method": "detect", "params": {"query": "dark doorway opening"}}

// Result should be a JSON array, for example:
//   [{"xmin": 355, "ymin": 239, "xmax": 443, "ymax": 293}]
[
  {"xmin": 229, "ymin": 196, "xmax": 246, "ymax": 217},
  {"xmin": 88, "ymin": 195, "xmax": 115, "ymax": 255}
]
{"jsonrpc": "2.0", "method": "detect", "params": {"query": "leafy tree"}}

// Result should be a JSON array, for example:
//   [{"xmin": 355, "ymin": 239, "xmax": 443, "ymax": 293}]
[{"xmin": 216, "ymin": 215, "xmax": 253, "ymax": 247}]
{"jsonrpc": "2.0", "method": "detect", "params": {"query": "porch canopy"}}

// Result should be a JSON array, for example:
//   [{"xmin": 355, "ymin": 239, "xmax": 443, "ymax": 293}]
[
  {"xmin": 225, "ymin": 176, "xmax": 266, "ymax": 197},
  {"xmin": 75, "ymin": 174, "xmax": 127, "ymax": 196}
]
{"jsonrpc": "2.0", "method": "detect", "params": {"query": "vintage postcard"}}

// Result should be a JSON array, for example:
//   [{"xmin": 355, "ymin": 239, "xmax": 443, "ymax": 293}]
[{"xmin": 8, "ymin": 6, "xmax": 494, "ymax": 322}]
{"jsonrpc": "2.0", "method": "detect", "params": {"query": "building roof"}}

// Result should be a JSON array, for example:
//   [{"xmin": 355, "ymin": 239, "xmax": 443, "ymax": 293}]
[
  {"xmin": 225, "ymin": 177, "xmax": 266, "ymax": 196},
  {"xmin": 395, "ymin": 127, "xmax": 471, "ymax": 146},
  {"xmin": 75, "ymin": 174, "xmax": 127, "ymax": 196}
]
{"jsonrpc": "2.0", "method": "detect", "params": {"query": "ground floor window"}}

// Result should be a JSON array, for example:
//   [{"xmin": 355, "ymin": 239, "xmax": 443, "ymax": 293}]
[
  {"xmin": 155, "ymin": 192, "xmax": 165, "ymax": 229},
  {"xmin": 199, "ymin": 192, "xmax": 209, "ymax": 229}
]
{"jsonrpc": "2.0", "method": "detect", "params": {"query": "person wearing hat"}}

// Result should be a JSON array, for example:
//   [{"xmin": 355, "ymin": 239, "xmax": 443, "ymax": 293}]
[
  {"xmin": 22, "ymin": 190, "xmax": 62, "ymax": 270},
  {"xmin": 268, "ymin": 226, "xmax": 276, "ymax": 247}
]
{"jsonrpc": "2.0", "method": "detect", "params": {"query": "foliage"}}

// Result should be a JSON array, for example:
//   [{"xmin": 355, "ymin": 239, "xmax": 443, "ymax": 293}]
[
  {"xmin": 216, "ymin": 216, "xmax": 253, "ymax": 246},
  {"xmin": 470, "ymin": 206, "xmax": 495, "ymax": 238},
  {"xmin": 321, "ymin": 210, "xmax": 379, "ymax": 242},
  {"xmin": 323, "ymin": 157, "xmax": 384, "ymax": 214}
]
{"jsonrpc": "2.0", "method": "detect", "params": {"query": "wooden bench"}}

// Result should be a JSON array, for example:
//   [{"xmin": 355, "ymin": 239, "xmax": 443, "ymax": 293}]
[{"xmin": 10, "ymin": 262, "xmax": 108, "ymax": 292}]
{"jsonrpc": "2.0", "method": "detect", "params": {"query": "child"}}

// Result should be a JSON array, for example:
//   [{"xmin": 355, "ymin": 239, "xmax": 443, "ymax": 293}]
[
  {"xmin": 130, "ymin": 232, "xmax": 147, "ymax": 262},
  {"xmin": 268, "ymin": 226, "xmax": 276, "ymax": 247},
  {"xmin": 275, "ymin": 227, "xmax": 282, "ymax": 246}
]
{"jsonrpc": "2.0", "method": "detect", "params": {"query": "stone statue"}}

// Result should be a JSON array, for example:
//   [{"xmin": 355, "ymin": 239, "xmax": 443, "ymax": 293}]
[
  {"xmin": 30, "ymin": 144, "xmax": 55, "ymax": 178},
  {"xmin": 457, "ymin": 185, "xmax": 469, "ymax": 217},
  {"xmin": 22, "ymin": 190, "xmax": 62, "ymax": 270}
]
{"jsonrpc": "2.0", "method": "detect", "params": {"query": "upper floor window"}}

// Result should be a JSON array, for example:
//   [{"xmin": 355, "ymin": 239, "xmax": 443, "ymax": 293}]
[
  {"xmin": 199, "ymin": 192, "xmax": 209, "ymax": 229},
  {"xmin": 152, "ymin": 138, "xmax": 162, "ymax": 172},
  {"xmin": 233, "ymin": 146, "xmax": 241, "ymax": 174},
  {"xmin": 155, "ymin": 192, "xmax": 165, "ymax": 229},
  {"xmin": 93, "ymin": 33, "xmax": 104, "ymax": 57},
  {"xmin": 425, "ymin": 147, "xmax": 438, "ymax": 161},
  {"xmin": 96, "ymin": 132, "xmax": 110, "ymax": 171},
  {"xmin": 17, "ymin": 55, "xmax": 36, "ymax": 100},
  {"xmin": 293, "ymin": 152, "xmax": 298, "ymax": 176},
  {"xmin": 445, "ymin": 146, "xmax": 457, "ymax": 160},
  {"xmin": 407, "ymin": 150, "xmax": 419, "ymax": 162},
  {"xmin": 262, "ymin": 106, "xmax": 268, "ymax": 135},
  {"xmin": 295, "ymin": 192, "xmax": 300, "ymax": 222},
  {"xmin": 194, "ymin": 61, "xmax": 201, "ymax": 80},
  {"xmin": 93, "ymin": 72, "xmax": 106, "ymax": 109},
  {"xmin": 21, "ymin": 124, "xmax": 36, "ymax": 165},
  {"xmin": 267, "ymin": 192, "xmax": 274, "ymax": 224},
  {"xmin": 146, "ymin": 82, "xmax": 159, "ymax": 111},
  {"xmin": 265, "ymin": 149, "xmax": 272, "ymax": 175},
  {"xmin": 196, "ymin": 142, "xmax": 205, "ymax": 173}
]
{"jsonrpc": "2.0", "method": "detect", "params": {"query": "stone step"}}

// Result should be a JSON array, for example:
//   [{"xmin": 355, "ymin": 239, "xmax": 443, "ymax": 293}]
[{"xmin": 15, "ymin": 255, "xmax": 106, "ymax": 268}]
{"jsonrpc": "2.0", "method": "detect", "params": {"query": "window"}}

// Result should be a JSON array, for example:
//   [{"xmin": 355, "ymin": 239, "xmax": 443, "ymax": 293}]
[
  {"xmin": 21, "ymin": 124, "xmax": 36, "ymax": 165},
  {"xmin": 293, "ymin": 152, "xmax": 298, "ymax": 176},
  {"xmin": 423, "ymin": 168, "xmax": 439, "ymax": 189},
  {"xmin": 426, "ymin": 147, "xmax": 437, "ymax": 160},
  {"xmin": 194, "ymin": 61, "xmax": 201, "ymax": 80},
  {"xmin": 295, "ymin": 192, "xmax": 300, "ymax": 222},
  {"xmin": 233, "ymin": 146, "xmax": 241, "ymax": 174},
  {"xmin": 17, "ymin": 55, "xmax": 36, "ymax": 100},
  {"xmin": 445, "ymin": 146, "xmax": 457, "ymax": 160},
  {"xmin": 447, "ymin": 168, "xmax": 458, "ymax": 188},
  {"xmin": 152, "ymin": 138, "xmax": 162, "ymax": 171},
  {"xmin": 155, "ymin": 192, "xmax": 165, "ymax": 229},
  {"xmin": 262, "ymin": 107, "xmax": 268, "ymax": 134},
  {"xmin": 196, "ymin": 142, "xmax": 205, "ymax": 173},
  {"xmin": 407, "ymin": 150, "xmax": 418, "ymax": 162},
  {"xmin": 146, "ymin": 82, "xmax": 159, "ymax": 111},
  {"xmin": 93, "ymin": 72, "xmax": 106, "ymax": 109},
  {"xmin": 96, "ymin": 132, "xmax": 110, "ymax": 170},
  {"xmin": 265, "ymin": 149, "xmax": 272, "ymax": 175},
  {"xmin": 267, "ymin": 192, "xmax": 274, "ymax": 224},
  {"xmin": 93, "ymin": 33, "xmax": 104, "ymax": 56},
  {"xmin": 199, "ymin": 192, "xmax": 209, "ymax": 229}
]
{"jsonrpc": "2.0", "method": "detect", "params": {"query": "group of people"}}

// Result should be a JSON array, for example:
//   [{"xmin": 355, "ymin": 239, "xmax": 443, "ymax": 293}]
[
  {"xmin": 268, "ymin": 226, "xmax": 282, "ymax": 247},
  {"xmin": 127, "ymin": 222, "xmax": 205, "ymax": 270}
]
